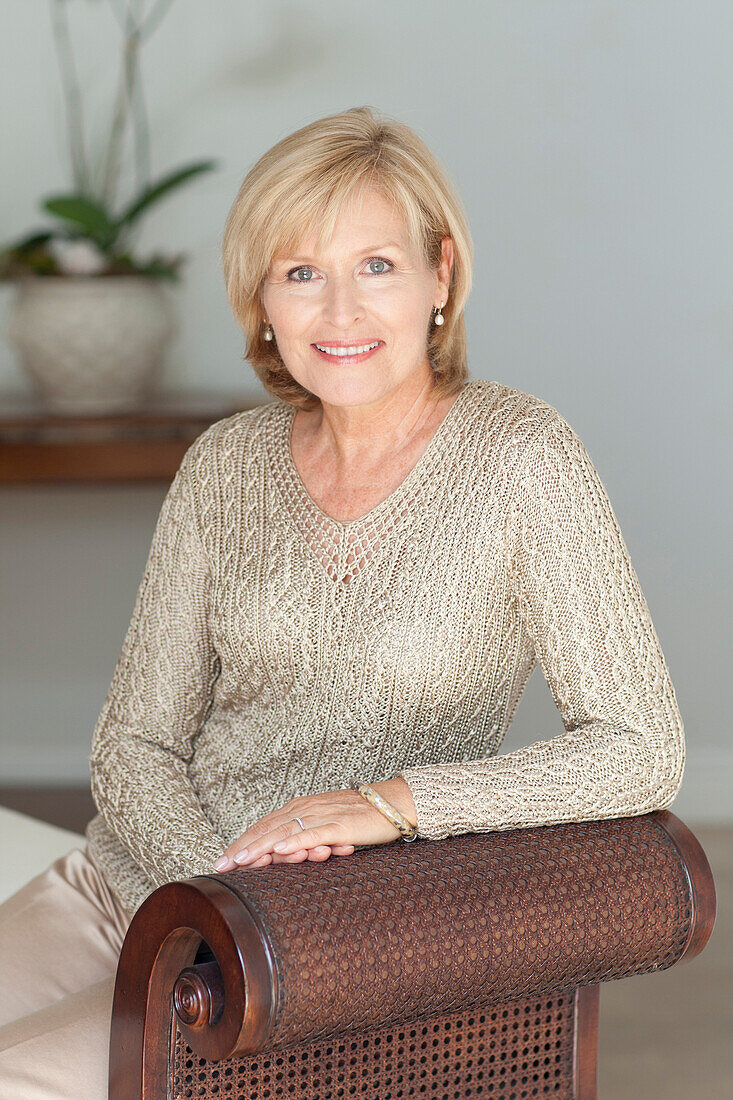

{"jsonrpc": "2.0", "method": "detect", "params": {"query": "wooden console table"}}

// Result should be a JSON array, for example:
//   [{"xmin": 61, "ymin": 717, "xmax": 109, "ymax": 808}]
[{"xmin": 0, "ymin": 391, "xmax": 258, "ymax": 484}]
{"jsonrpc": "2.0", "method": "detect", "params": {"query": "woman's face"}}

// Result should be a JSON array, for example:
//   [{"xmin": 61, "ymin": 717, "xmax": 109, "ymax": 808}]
[{"xmin": 261, "ymin": 187, "xmax": 453, "ymax": 409}]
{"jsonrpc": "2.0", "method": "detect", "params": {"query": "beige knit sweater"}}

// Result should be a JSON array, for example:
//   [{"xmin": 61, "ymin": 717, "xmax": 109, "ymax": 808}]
[{"xmin": 84, "ymin": 379, "xmax": 685, "ymax": 915}]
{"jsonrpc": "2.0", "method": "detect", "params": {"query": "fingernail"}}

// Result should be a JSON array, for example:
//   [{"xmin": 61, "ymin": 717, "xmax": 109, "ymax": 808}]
[
  {"xmin": 233, "ymin": 849, "xmax": 250, "ymax": 863},
  {"xmin": 273, "ymin": 841, "xmax": 287, "ymax": 851},
  {"xmin": 213, "ymin": 856, "xmax": 229, "ymax": 871}
]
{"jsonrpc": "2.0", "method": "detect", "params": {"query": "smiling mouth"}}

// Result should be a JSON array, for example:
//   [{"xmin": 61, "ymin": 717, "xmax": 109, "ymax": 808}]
[{"xmin": 312, "ymin": 341, "xmax": 382, "ymax": 360}]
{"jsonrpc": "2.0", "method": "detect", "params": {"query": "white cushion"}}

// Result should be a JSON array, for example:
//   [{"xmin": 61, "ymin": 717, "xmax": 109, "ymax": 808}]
[{"xmin": 0, "ymin": 805, "xmax": 85, "ymax": 905}]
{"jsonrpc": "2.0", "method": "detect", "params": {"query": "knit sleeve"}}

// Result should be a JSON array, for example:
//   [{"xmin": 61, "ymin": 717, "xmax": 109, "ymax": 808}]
[
  {"xmin": 88, "ymin": 444, "xmax": 227, "ymax": 888},
  {"xmin": 394, "ymin": 409, "xmax": 686, "ymax": 839}
]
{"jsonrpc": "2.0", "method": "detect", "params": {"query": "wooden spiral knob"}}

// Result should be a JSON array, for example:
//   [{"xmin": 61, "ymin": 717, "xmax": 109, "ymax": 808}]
[{"xmin": 173, "ymin": 961, "xmax": 225, "ymax": 1029}]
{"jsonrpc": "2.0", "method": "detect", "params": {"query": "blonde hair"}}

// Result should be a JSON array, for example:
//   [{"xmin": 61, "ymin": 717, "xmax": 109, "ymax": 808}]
[{"xmin": 221, "ymin": 106, "xmax": 474, "ymax": 409}]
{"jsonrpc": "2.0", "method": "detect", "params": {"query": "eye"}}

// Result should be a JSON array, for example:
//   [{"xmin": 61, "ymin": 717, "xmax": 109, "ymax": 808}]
[
  {"xmin": 365, "ymin": 257, "xmax": 393, "ymax": 275},
  {"xmin": 287, "ymin": 265, "xmax": 318, "ymax": 283}
]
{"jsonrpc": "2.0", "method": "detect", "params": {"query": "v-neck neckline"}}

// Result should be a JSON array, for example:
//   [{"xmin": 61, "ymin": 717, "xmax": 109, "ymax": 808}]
[{"xmin": 275, "ymin": 381, "xmax": 475, "ymax": 532}]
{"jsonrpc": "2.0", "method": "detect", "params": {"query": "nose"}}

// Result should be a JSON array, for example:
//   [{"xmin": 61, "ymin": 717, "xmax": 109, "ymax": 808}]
[{"xmin": 320, "ymin": 272, "xmax": 365, "ymax": 331}]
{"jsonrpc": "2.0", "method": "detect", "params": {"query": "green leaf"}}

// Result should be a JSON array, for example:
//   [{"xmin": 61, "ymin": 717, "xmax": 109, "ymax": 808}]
[
  {"xmin": 42, "ymin": 195, "xmax": 116, "ymax": 248},
  {"xmin": 114, "ymin": 159, "xmax": 218, "ymax": 230},
  {"xmin": 1, "ymin": 231, "xmax": 55, "ymax": 256}
]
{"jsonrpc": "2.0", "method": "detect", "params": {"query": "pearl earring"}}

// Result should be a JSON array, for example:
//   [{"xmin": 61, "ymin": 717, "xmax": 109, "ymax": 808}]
[
  {"xmin": 433, "ymin": 302, "xmax": 445, "ymax": 326},
  {"xmin": 263, "ymin": 321, "xmax": 273, "ymax": 341}
]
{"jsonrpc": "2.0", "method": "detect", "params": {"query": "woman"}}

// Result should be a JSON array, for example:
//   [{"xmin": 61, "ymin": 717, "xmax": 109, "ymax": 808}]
[{"xmin": 0, "ymin": 105, "xmax": 685, "ymax": 1094}]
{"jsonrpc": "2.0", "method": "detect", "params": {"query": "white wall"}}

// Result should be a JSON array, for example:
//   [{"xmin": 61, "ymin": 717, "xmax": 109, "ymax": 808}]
[{"xmin": 1, "ymin": 2, "xmax": 730, "ymax": 823}]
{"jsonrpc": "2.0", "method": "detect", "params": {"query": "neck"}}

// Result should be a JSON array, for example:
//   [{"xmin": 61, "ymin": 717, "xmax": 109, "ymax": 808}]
[{"xmin": 305, "ymin": 368, "xmax": 443, "ymax": 468}]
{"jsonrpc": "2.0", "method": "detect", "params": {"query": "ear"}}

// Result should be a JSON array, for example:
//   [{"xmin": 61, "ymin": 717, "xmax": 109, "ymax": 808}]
[{"xmin": 436, "ymin": 236, "xmax": 454, "ymax": 302}]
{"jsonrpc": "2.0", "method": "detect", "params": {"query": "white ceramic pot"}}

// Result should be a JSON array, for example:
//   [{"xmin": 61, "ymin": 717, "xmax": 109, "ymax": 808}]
[{"xmin": 4, "ymin": 275, "xmax": 178, "ymax": 414}]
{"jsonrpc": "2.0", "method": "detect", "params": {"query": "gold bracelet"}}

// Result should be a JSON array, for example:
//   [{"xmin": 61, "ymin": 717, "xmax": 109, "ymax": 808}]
[{"xmin": 347, "ymin": 777, "xmax": 419, "ymax": 841}]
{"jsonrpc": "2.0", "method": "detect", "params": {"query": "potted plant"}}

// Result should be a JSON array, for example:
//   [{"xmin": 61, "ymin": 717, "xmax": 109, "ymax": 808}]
[{"xmin": 1, "ymin": 0, "xmax": 218, "ymax": 414}]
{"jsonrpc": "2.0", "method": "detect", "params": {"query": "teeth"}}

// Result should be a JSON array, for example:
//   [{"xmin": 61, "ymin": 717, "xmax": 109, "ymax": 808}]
[{"xmin": 315, "ymin": 342, "xmax": 379, "ymax": 356}]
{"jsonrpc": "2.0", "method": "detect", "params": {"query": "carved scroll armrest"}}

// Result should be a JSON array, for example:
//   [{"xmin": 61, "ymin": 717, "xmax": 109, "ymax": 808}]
[{"xmin": 109, "ymin": 809, "xmax": 715, "ymax": 1096}]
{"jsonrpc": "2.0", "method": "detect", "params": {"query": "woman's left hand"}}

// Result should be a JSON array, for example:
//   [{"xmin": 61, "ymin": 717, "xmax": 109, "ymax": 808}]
[{"xmin": 211, "ymin": 780, "xmax": 416, "ymax": 872}]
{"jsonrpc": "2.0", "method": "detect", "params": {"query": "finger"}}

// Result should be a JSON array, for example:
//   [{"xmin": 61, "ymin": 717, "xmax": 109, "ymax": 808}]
[
  {"xmin": 243, "ymin": 846, "xmax": 325, "ymax": 867},
  {"xmin": 275, "ymin": 846, "xmax": 330, "ymax": 863},
  {"xmin": 236, "ymin": 853, "xmax": 272, "ymax": 867},
  {"xmin": 231, "ymin": 820, "xmax": 314, "ymax": 865},
  {"xmin": 217, "ymin": 851, "xmax": 288, "ymax": 871},
  {"xmin": 217, "ymin": 824, "xmax": 285, "ymax": 866},
  {"xmin": 269, "ymin": 823, "xmax": 343, "ymax": 858},
  {"xmin": 212, "ymin": 853, "xmax": 238, "ymax": 872},
  {"xmin": 306, "ymin": 847, "xmax": 332, "ymax": 862},
  {"xmin": 273, "ymin": 847, "xmax": 314, "ymax": 862},
  {"xmin": 236, "ymin": 847, "xmax": 325, "ymax": 869}
]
